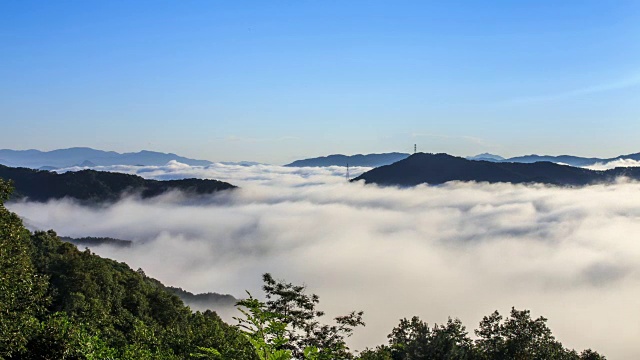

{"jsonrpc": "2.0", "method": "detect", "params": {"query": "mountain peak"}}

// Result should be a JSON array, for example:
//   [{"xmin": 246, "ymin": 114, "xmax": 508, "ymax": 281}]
[{"xmin": 353, "ymin": 152, "xmax": 640, "ymax": 187}]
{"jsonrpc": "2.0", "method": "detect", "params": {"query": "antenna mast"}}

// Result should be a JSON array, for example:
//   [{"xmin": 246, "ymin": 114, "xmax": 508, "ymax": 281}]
[
  {"xmin": 346, "ymin": 163, "xmax": 350, "ymax": 181},
  {"xmin": 414, "ymin": 144, "xmax": 416, "ymax": 154}
]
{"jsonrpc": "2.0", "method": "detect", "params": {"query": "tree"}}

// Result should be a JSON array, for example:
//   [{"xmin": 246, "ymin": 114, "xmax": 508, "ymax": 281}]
[
  {"xmin": 474, "ymin": 308, "xmax": 604, "ymax": 360},
  {"xmin": 358, "ymin": 308, "xmax": 606, "ymax": 360},
  {"xmin": 386, "ymin": 316, "xmax": 474, "ymax": 360},
  {"xmin": 0, "ymin": 180, "xmax": 47, "ymax": 357},
  {"xmin": 234, "ymin": 293, "xmax": 294, "ymax": 360},
  {"xmin": 358, "ymin": 346, "xmax": 393, "ymax": 360},
  {"xmin": 579, "ymin": 349, "xmax": 606, "ymax": 360},
  {"xmin": 232, "ymin": 274, "xmax": 365, "ymax": 359},
  {"xmin": 23, "ymin": 312, "xmax": 117, "ymax": 360},
  {"xmin": 261, "ymin": 273, "xmax": 365, "ymax": 359}
]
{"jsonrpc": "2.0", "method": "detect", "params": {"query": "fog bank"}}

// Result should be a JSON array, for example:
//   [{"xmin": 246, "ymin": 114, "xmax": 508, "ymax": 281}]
[{"xmin": 9, "ymin": 163, "xmax": 640, "ymax": 359}]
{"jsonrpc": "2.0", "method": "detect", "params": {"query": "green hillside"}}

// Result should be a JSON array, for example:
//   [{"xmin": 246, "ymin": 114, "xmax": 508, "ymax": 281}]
[
  {"xmin": 0, "ymin": 164, "xmax": 235, "ymax": 203},
  {"xmin": 0, "ymin": 179, "xmax": 255, "ymax": 359}
]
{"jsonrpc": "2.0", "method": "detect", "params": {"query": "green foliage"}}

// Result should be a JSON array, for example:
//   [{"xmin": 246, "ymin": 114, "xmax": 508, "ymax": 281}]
[
  {"xmin": 579, "ymin": 349, "xmax": 606, "ymax": 360},
  {"xmin": 234, "ymin": 290, "xmax": 354, "ymax": 360},
  {"xmin": 359, "ymin": 308, "xmax": 606, "ymax": 360},
  {"xmin": 261, "ymin": 273, "xmax": 365, "ymax": 359},
  {"xmin": 24, "ymin": 229, "xmax": 257, "ymax": 359},
  {"xmin": 387, "ymin": 316, "xmax": 474, "ymax": 360},
  {"xmin": 191, "ymin": 346, "xmax": 222, "ymax": 359},
  {"xmin": 0, "ymin": 180, "xmax": 12, "ymax": 202},
  {"xmin": 0, "ymin": 180, "xmax": 47, "ymax": 357},
  {"xmin": 24, "ymin": 312, "xmax": 117, "ymax": 360},
  {"xmin": 235, "ymin": 293, "xmax": 294, "ymax": 360},
  {"xmin": 358, "ymin": 346, "xmax": 393, "ymax": 360},
  {"xmin": 475, "ymin": 308, "xmax": 560, "ymax": 360}
]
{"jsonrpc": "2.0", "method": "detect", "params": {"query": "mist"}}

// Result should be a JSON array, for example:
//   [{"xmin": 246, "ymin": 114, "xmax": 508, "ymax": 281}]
[
  {"xmin": 584, "ymin": 158, "xmax": 640, "ymax": 171},
  {"xmin": 9, "ymin": 163, "xmax": 640, "ymax": 359}
]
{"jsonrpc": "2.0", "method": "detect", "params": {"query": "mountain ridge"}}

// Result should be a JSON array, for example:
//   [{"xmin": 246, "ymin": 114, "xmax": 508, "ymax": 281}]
[
  {"xmin": 0, "ymin": 147, "xmax": 213, "ymax": 168},
  {"xmin": 353, "ymin": 153, "xmax": 640, "ymax": 187},
  {"xmin": 287, "ymin": 151, "xmax": 640, "ymax": 169},
  {"xmin": 489, "ymin": 152, "xmax": 640, "ymax": 167},
  {"xmin": 0, "ymin": 164, "xmax": 236, "ymax": 203}
]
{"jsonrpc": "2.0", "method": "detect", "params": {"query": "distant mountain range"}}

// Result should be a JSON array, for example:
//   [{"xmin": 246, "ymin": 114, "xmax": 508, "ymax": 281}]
[
  {"xmin": 0, "ymin": 147, "xmax": 213, "ymax": 169},
  {"xmin": 467, "ymin": 152, "xmax": 640, "ymax": 167},
  {"xmin": 0, "ymin": 164, "xmax": 236, "ymax": 203},
  {"xmin": 286, "ymin": 151, "xmax": 640, "ymax": 169},
  {"xmin": 353, "ymin": 153, "xmax": 640, "ymax": 187},
  {"xmin": 4, "ymin": 147, "xmax": 640, "ymax": 170},
  {"xmin": 285, "ymin": 152, "xmax": 411, "ymax": 167},
  {"xmin": 466, "ymin": 153, "xmax": 506, "ymax": 162}
]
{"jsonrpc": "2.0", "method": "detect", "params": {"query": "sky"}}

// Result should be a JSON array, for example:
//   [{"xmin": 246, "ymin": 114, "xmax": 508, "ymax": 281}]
[{"xmin": 1, "ymin": 0, "xmax": 639, "ymax": 164}]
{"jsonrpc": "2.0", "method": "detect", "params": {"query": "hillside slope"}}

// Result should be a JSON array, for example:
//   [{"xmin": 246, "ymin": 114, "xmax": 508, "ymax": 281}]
[
  {"xmin": 0, "ymin": 180, "xmax": 256, "ymax": 359},
  {"xmin": 0, "ymin": 164, "xmax": 235, "ymax": 203}
]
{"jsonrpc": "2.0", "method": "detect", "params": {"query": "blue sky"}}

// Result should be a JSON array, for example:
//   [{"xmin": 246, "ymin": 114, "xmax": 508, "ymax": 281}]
[{"xmin": 1, "ymin": 1, "xmax": 639, "ymax": 164}]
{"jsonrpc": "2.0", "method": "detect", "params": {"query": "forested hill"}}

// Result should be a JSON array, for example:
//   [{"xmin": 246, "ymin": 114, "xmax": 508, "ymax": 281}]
[
  {"xmin": 0, "ymin": 164, "xmax": 235, "ymax": 203},
  {"xmin": 61, "ymin": 236, "xmax": 239, "ymax": 311},
  {"xmin": 0, "ymin": 180, "xmax": 256, "ymax": 359},
  {"xmin": 353, "ymin": 153, "xmax": 640, "ymax": 187}
]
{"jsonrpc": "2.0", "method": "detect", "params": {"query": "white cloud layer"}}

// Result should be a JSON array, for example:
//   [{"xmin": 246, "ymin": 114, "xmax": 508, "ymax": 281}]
[
  {"xmin": 8, "ymin": 162, "xmax": 640, "ymax": 359},
  {"xmin": 583, "ymin": 158, "xmax": 640, "ymax": 171}
]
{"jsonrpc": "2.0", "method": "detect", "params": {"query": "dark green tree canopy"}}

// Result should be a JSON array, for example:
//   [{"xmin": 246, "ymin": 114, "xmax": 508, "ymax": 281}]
[{"xmin": 360, "ymin": 308, "xmax": 605, "ymax": 360}]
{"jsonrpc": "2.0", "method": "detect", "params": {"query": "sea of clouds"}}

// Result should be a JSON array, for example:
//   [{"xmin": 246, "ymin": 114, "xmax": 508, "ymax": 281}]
[
  {"xmin": 583, "ymin": 158, "xmax": 640, "ymax": 171},
  {"xmin": 8, "ymin": 161, "xmax": 640, "ymax": 359}
]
